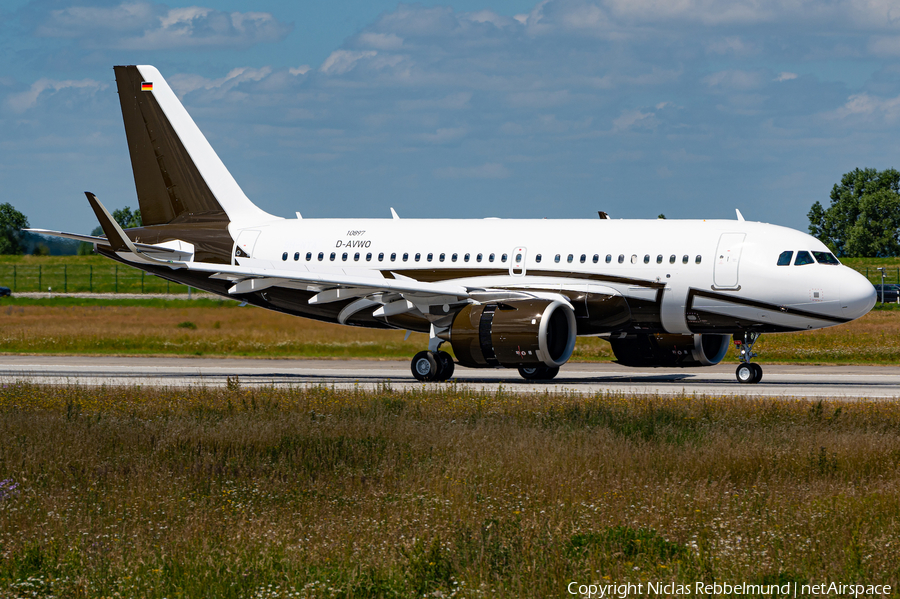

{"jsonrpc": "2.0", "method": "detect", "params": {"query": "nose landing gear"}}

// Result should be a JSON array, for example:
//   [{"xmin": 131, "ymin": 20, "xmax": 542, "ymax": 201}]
[{"xmin": 733, "ymin": 332, "xmax": 762, "ymax": 384}]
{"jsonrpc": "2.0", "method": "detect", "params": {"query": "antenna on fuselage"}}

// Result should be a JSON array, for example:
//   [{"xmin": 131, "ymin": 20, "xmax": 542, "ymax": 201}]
[{"xmin": 735, "ymin": 209, "xmax": 745, "ymax": 221}]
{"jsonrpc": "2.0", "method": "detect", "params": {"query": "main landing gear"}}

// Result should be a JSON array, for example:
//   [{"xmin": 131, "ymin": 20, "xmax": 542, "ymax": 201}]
[
  {"xmin": 411, "ymin": 350, "xmax": 455, "ymax": 382},
  {"xmin": 733, "ymin": 332, "xmax": 762, "ymax": 384},
  {"xmin": 517, "ymin": 366, "xmax": 560, "ymax": 381}
]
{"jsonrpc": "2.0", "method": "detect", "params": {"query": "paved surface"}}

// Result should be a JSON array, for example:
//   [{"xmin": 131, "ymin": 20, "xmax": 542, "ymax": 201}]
[{"xmin": 1, "ymin": 355, "xmax": 898, "ymax": 399}]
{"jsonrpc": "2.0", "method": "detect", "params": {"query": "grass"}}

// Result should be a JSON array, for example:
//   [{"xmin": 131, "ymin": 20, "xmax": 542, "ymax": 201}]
[
  {"xmin": 0, "ymin": 384, "xmax": 899, "ymax": 597},
  {"xmin": 1, "ymin": 296, "xmax": 899, "ymax": 364}
]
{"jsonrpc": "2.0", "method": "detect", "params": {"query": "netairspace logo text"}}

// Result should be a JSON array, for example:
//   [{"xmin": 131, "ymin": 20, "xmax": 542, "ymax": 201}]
[{"xmin": 567, "ymin": 581, "xmax": 892, "ymax": 598}]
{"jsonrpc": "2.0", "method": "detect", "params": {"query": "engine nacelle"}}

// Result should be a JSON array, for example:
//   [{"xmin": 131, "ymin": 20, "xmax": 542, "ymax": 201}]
[
  {"xmin": 610, "ymin": 333, "xmax": 730, "ymax": 367},
  {"xmin": 447, "ymin": 299, "xmax": 577, "ymax": 368}
]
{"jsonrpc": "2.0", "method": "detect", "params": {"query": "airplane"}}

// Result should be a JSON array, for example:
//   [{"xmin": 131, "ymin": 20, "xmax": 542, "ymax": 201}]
[{"xmin": 29, "ymin": 65, "xmax": 877, "ymax": 384}]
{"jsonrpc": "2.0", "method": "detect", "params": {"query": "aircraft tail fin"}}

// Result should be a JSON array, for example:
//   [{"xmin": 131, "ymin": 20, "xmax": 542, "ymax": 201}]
[{"xmin": 113, "ymin": 65, "xmax": 275, "ymax": 227}]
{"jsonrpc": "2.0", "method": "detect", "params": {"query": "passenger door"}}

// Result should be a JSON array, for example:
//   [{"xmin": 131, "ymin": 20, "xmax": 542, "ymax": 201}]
[{"xmin": 713, "ymin": 233, "xmax": 745, "ymax": 289}]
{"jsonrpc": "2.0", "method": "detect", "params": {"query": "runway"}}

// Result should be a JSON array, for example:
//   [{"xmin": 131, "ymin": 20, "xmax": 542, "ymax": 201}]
[{"xmin": 0, "ymin": 355, "xmax": 898, "ymax": 398}]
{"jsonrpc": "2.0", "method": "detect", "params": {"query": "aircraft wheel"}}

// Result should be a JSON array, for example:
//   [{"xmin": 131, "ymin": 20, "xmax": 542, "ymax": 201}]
[
  {"xmin": 736, "ymin": 363, "xmax": 758, "ymax": 384},
  {"xmin": 518, "ymin": 365, "xmax": 560, "ymax": 381},
  {"xmin": 411, "ymin": 351, "xmax": 439, "ymax": 382},
  {"xmin": 751, "ymin": 363, "xmax": 763, "ymax": 384},
  {"xmin": 435, "ymin": 351, "xmax": 455, "ymax": 381}
]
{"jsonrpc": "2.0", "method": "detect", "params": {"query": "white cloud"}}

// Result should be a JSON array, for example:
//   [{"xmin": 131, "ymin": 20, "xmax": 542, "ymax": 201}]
[
  {"xmin": 703, "ymin": 69, "xmax": 766, "ymax": 90},
  {"xmin": 357, "ymin": 32, "xmax": 404, "ymax": 50},
  {"xmin": 433, "ymin": 163, "xmax": 511, "ymax": 179},
  {"xmin": 34, "ymin": 1, "xmax": 291, "ymax": 49},
  {"xmin": 289, "ymin": 66, "xmax": 311, "ymax": 76},
  {"xmin": 320, "ymin": 50, "xmax": 378, "ymax": 75},
  {"xmin": 775, "ymin": 72, "xmax": 798, "ymax": 82},
  {"xmin": 7, "ymin": 78, "xmax": 106, "ymax": 113},
  {"xmin": 830, "ymin": 92, "xmax": 900, "ymax": 123},
  {"xmin": 612, "ymin": 109, "xmax": 654, "ymax": 131}
]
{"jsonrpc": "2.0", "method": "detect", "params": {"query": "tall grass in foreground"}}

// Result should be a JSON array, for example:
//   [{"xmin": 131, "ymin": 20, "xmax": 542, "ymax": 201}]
[{"xmin": 1, "ymin": 384, "xmax": 899, "ymax": 598}]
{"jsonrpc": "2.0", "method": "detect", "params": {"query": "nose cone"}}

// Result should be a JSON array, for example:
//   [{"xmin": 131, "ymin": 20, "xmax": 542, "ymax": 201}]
[{"xmin": 841, "ymin": 268, "xmax": 877, "ymax": 320}]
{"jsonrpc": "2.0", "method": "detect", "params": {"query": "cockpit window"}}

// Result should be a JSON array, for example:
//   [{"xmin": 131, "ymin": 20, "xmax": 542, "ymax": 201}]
[
  {"xmin": 777, "ymin": 251, "xmax": 793, "ymax": 266},
  {"xmin": 813, "ymin": 251, "xmax": 840, "ymax": 265},
  {"xmin": 794, "ymin": 250, "xmax": 814, "ymax": 266}
]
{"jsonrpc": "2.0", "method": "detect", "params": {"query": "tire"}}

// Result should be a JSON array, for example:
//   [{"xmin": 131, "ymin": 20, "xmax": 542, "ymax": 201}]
[
  {"xmin": 736, "ymin": 363, "xmax": 755, "ymax": 384},
  {"xmin": 750, "ymin": 363, "xmax": 763, "ymax": 384},
  {"xmin": 411, "ymin": 351, "xmax": 439, "ymax": 382},
  {"xmin": 518, "ymin": 365, "xmax": 560, "ymax": 380},
  {"xmin": 435, "ymin": 351, "xmax": 455, "ymax": 381}
]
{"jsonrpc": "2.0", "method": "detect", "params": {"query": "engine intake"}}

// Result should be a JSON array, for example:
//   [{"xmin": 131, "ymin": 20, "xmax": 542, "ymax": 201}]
[
  {"xmin": 610, "ymin": 333, "xmax": 730, "ymax": 367},
  {"xmin": 448, "ymin": 299, "xmax": 577, "ymax": 368}
]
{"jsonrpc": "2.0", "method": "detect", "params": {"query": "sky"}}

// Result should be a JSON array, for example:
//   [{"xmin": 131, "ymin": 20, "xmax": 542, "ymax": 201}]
[{"xmin": 3, "ymin": 0, "xmax": 900, "ymax": 235}]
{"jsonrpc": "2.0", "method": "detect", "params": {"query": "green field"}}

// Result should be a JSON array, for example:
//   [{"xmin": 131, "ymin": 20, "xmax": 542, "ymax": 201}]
[
  {"xmin": 0, "ymin": 256, "xmax": 189, "ymax": 294},
  {"xmin": 0, "ymin": 384, "xmax": 898, "ymax": 598}
]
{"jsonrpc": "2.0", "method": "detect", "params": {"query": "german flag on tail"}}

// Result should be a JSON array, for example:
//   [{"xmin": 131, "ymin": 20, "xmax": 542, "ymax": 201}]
[{"xmin": 141, "ymin": 81, "xmax": 152, "ymax": 91}]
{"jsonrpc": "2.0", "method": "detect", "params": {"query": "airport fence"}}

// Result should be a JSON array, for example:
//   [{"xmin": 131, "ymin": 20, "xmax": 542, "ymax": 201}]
[
  {"xmin": 0, "ymin": 264, "xmax": 189, "ymax": 294},
  {"xmin": 852, "ymin": 266, "xmax": 900, "ymax": 286}
]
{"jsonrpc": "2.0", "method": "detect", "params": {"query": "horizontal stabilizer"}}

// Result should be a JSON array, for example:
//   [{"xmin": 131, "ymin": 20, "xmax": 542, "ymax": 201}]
[{"xmin": 25, "ymin": 229, "xmax": 184, "ymax": 255}]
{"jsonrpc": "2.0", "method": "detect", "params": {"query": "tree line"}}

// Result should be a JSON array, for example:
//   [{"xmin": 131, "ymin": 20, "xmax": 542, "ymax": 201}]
[{"xmin": 0, "ymin": 203, "xmax": 141, "ymax": 256}]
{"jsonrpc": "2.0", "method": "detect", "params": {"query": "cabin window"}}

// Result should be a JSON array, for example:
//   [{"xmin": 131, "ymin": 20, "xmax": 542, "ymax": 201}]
[
  {"xmin": 452, "ymin": 253, "xmax": 458, "ymax": 262},
  {"xmin": 794, "ymin": 251, "xmax": 814, "ymax": 266},
  {"xmin": 378, "ymin": 252, "xmax": 384, "ymax": 261},
  {"xmin": 535, "ymin": 254, "xmax": 542, "ymax": 263},
  {"xmin": 330, "ymin": 252, "xmax": 336, "ymax": 261},
  {"xmin": 695, "ymin": 255, "xmax": 702, "ymax": 264},
  {"xmin": 489, "ymin": 253, "xmax": 495, "ymax": 262},
  {"xmin": 777, "ymin": 251, "xmax": 793, "ymax": 266},
  {"xmin": 567, "ymin": 254, "xmax": 574, "ymax": 263},
  {"xmin": 580, "ymin": 254, "xmax": 586, "ymax": 263},
  {"xmin": 390, "ymin": 253, "xmax": 396, "ymax": 261},
  {"xmin": 555, "ymin": 254, "xmax": 561, "ymax": 263},
  {"xmin": 476, "ymin": 253, "xmax": 483, "ymax": 262},
  {"xmin": 656, "ymin": 254, "xmax": 663, "ymax": 264},
  {"xmin": 631, "ymin": 255, "xmax": 638, "ymax": 264},
  {"xmin": 403, "ymin": 253, "xmax": 409, "ymax": 262},
  {"xmin": 606, "ymin": 254, "xmax": 612, "ymax": 263},
  {"xmin": 366, "ymin": 252, "xmax": 372, "ymax": 261},
  {"xmin": 354, "ymin": 252, "xmax": 360, "ymax": 261},
  {"xmin": 669, "ymin": 255, "xmax": 675, "ymax": 264},
  {"xmin": 415, "ymin": 253, "xmax": 421, "ymax": 262},
  {"xmin": 282, "ymin": 252, "xmax": 288, "ymax": 261},
  {"xmin": 813, "ymin": 251, "xmax": 839, "ymax": 265},
  {"xmin": 306, "ymin": 252, "xmax": 312, "ymax": 261},
  {"xmin": 618, "ymin": 254, "xmax": 625, "ymax": 263},
  {"xmin": 427, "ymin": 253, "xmax": 433, "ymax": 262},
  {"xmin": 515, "ymin": 253, "xmax": 522, "ymax": 263},
  {"xmin": 682, "ymin": 255, "xmax": 689, "ymax": 264},
  {"xmin": 643, "ymin": 255, "xmax": 650, "ymax": 264},
  {"xmin": 342, "ymin": 252, "xmax": 348, "ymax": 261},
  {"xmin": 294, "ymin": 252, "xmax": 300, "ymax": 261},
  {"xmin": 439, "ymin": 253, "xmax": 445, "ymax": 262},
  {"xmin": 464, "ymin": 253, "xmax": 470, "ymax": 262},
  {"xmin": 593, "ymin": 254, "xmax": 599, "ymax": 263},
  {"xmin": 318, "ymin": 252, "xmax": 324, "ymax": 261},
  {"xmin": 501, "ymin": 254, "xmax": 508, "ymax": 262}
]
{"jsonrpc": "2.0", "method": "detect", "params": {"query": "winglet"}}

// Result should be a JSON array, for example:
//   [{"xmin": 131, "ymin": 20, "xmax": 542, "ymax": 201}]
[
  {"xmin": 735, "ymin": 208, "xmax": 745, "ymax": 222},
  {"xmin": 85, "ymin": 192, "xmax": 137, "ymax": 253},
  {"xmin": 390, "ymin": 207, "xmax": 400, "ymax": 219}
]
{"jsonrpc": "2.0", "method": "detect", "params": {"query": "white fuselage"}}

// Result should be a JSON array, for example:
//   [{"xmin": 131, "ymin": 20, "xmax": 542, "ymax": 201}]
[{"xmin": 230, "ymin": 216, "xmax": 875, "ymax": 335}]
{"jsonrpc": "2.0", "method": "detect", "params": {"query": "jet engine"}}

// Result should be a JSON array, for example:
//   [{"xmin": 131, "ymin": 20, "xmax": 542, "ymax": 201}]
[
  {"xmin": 446, "ymin": 299, "xmax": 577, "ymax": 369},
  {"xmin": 609, "ymin": 333, "xmax": 730, "ymax": 367}
]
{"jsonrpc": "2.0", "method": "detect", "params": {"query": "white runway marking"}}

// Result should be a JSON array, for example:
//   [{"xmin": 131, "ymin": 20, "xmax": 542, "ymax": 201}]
[{"xmin": 1, "ymin": 355, "xmax": 899, "ymax": 399}]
